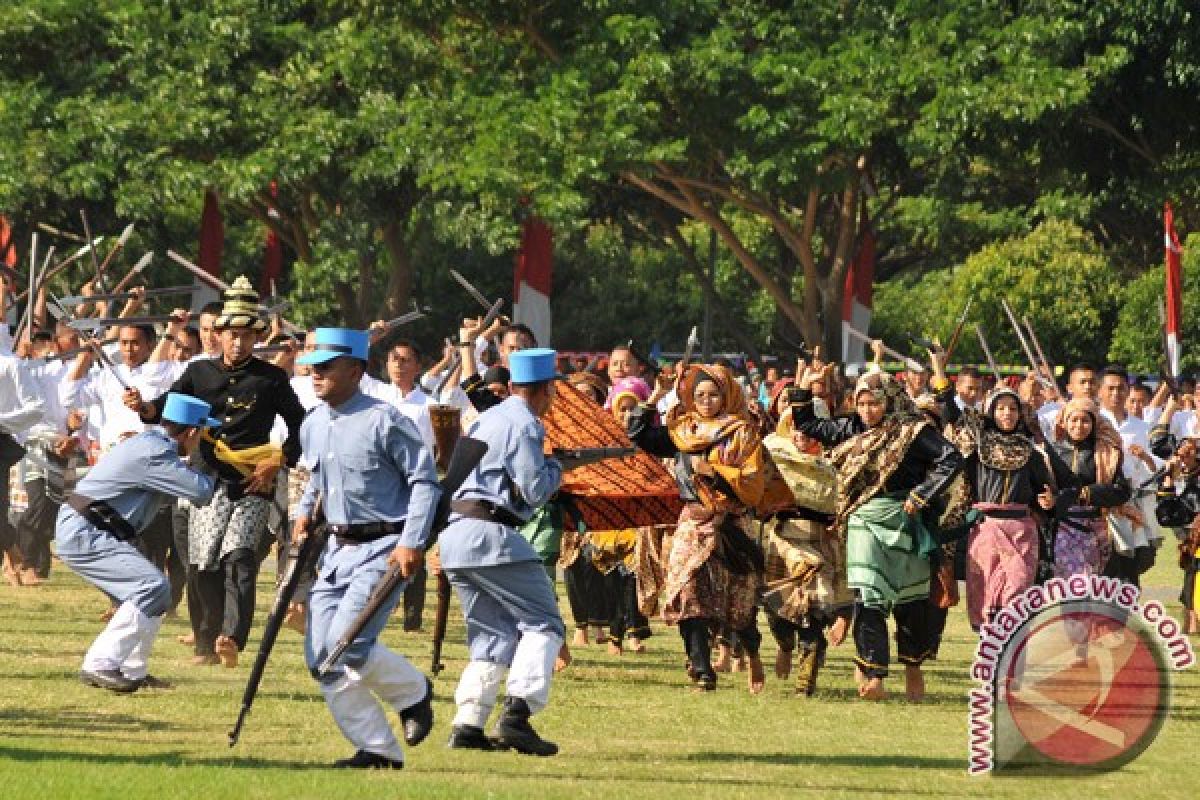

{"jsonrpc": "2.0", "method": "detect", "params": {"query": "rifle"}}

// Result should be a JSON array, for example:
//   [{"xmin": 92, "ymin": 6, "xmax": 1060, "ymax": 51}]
[
  {"xmin": 844, "ymin": 325, "xmax": 924, "ymax": 373},
  {"xmin": 228, "ymin": 496, "xmax": 328, "ymax": 747},
  {"xmin": 944, "ymin": 297, "xmax": 973, "ymax": 361},
  {"xmin": 57, "ymin": 284, "xmax": 194, "ymax": 307},
  {"xmin": 431, "ymin": 569, "xmax": 452, "ymax": 676},
  {"xmin": 973, "ymin": 323, "xmax": 1002, "ymax": 382},
  {"xmin": 315, "ymin": 437, "xmax": 489, "ymax": 678},
  {"xmin": 552, "ymin": 446, "xmax": 636, "ymax": 471},
  {"xmin": 1000, "ymin": 299, "xmax": 1053, "ymax": 389},
  {"xmin": 67, "ymin": 314, "xmax": 177, "ymax": 331}
]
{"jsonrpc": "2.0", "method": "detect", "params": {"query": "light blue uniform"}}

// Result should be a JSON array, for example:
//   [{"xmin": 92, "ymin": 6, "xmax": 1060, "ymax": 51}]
[
  {"xmin": 441, "ymin": 395, "xmax": 565, "ymax": 729},
  {"xmin": 297, "ymin": 389, "xmax": 440, "ymax": 763},
  {"xmin": 55, "ymin": 427, "xmax": 214, "ymax": 680},
  {"xmin": 56, "ymin": 428, "xmax": 215, "ymax": 617}
]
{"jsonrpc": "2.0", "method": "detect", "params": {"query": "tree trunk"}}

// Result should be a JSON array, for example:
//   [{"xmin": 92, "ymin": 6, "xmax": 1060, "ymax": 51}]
[{"xmin": 379, "ymin": 219, "xmax": 416, "ymax": 318}]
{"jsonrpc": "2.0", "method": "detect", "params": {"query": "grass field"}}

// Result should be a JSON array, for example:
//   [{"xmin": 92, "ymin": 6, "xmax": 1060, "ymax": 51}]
[{"xmin": 1, "ymin": 555, "xmax": 1196, "ymax": 800}]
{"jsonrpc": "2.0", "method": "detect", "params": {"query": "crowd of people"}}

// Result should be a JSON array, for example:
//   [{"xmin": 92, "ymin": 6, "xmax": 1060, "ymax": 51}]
[{"xmin": 1, "ymin": 269, "xmax": 1198, "ymax": 768}]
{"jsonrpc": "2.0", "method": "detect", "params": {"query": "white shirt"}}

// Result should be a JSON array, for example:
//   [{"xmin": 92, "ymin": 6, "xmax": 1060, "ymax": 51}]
[
  {"xmin": 59, "ymin": 359, "xmax": 176, "ymax": 450},
  {"xmin": 0, "ymin": 353, "xmax": 45, "ymax": 441},
  {"xmin": 360, "ymin": 374, "xmax": 436, "ymax": 454},
  {"xmin": 27, "ymin": 357, "xmax": 70, "ymax": 434}
]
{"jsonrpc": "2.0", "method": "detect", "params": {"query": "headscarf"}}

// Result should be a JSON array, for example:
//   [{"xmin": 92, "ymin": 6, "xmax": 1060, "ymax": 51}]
[
  {"xmin": 1053, "ymin": 396, "xmax": 1124, "ymax": 484},
  {"xmin": 665, "ymin": 364, "xmax": 774, "ymax": 512},
  {"xmin": 604, "ymin": 376, "xmax": 651, "ymax": 412},
  {"xmin": 952, "ymin": 386, "xmax": 1036, "ymax": 472}
]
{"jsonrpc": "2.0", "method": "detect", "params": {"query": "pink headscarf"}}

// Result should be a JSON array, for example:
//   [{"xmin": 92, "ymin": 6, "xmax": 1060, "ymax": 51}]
[{"xmin": 605, "ymin": 376, "xmax": 651, "ymax": 411}]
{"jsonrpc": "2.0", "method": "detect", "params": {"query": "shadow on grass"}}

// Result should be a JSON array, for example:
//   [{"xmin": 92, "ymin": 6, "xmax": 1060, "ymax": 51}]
[
  {"xmin": 0, "ymin": 708, "xmax": 174, "ymax": 733},
  {"xmin": 0, "ymin": 745, "xmax": 333, "ymax": 771},
  {"xmin": 682, "ymin": 750, "xmax": 964, "ymax": 771}
]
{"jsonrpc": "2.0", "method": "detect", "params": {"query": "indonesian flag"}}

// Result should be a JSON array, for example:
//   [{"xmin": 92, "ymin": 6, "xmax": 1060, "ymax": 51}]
[
  {"xmin": 514, "ymin": 216, "xmax": 553, "ymax": 346},
  {"xmin": 1165, "ymin": 202, "xmax": 1184, "ymax": 378},
  {"xmin": 193, "ymin": 189, "xmax": 224, "ymax": 311},
  {"xmin": 841, "ymin": 216, "xmax": 875, "ymax": 363},
  {"xmin": 260, "ymin": 181, "xmax": 283, "ymax": 296}
]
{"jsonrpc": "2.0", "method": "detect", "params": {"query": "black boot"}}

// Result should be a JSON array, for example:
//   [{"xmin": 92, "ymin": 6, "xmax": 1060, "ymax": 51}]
[
  {"xmin": 494, "ymin": 696, "xmax": 558, "ymax": 756},
  {"xmin": 332, "ymin": 749, "xmax": 404, "ymax": 769},
  {"xmin": 447, "ymin": 724, "xmax": 498, "ymax": 751},
  {"xmin": 79, "ymin": 669, "xmax": 139, "ymax": 694},
  {"xmin": 400, "ymin": 677, "xmax": 434, "ymax": 746}
]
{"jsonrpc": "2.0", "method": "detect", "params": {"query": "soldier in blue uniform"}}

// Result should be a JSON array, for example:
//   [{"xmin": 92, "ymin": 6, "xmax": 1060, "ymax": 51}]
[
  {"xmin": 57, "ymin": 393, "xmax": 219, "ymax": 693},
  {"xmin": 441, "ymin": 347, "xmax": 565, "ymax": 756},
  {"xmin": 294, "ymin": 328, "xmax": 441, "ymax": 770}
]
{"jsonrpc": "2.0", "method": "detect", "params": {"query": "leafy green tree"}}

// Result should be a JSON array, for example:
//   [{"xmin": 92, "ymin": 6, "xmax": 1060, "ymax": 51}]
[{"xmin": 1109, "ymin": 233, "xmax": 1200, "ymax": 375}]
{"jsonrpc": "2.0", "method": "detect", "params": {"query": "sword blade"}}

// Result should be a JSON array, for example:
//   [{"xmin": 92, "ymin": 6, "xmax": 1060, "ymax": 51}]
[{"xmin": 449, "ymin": 269, "xmax": 493, "ymax": 311}]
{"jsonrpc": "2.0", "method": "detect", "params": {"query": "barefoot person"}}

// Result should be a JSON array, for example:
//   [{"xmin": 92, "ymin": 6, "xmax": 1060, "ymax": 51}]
[
  {"xmin": 792, "ymin": 363, "xmax": 963, "ymax": 701},
  {"xmin": 58, "ymin": 393, "xmax": 218, "ymax": 692},
  {"xmin": 294, "ymin": 328, "xmax": 440, "ymax": 769}
]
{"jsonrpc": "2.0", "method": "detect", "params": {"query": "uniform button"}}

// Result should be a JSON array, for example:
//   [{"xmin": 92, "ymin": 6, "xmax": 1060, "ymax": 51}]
[{"xmin": 229, "ymin": 378, "xmax": 235, "ymax": 385}]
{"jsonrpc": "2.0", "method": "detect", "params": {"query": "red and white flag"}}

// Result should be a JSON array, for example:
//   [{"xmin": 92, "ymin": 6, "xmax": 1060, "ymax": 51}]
[
  {"xmin": 514, "ymin": 216, "xmax": 553, "ymax": 346},
  {"xmin": 1165, "ymin": 201, "xmax": 1184, "ymax": 378},
  {"xmin": 841, "ymin": 216, "xmax": 875, "ymax": 363},
  {"xmin": 193, "ymin": 189, "xmax": 224, "ymax": 310},
  {"xmin": 260, "ymin": 181, "xmax": 283, "ymax": 296},
  {"xmin": 0, "ymin": 216, "xmax": 15, "ymax": 269}
]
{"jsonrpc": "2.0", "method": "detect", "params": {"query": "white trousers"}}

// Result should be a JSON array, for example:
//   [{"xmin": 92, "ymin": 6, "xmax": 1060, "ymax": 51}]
[
  {"xmin": 452, "ymin": 630, "xmax": 561, "ymax": 728},
  {"xmin": 82, "ymin": 600, "xmax": 163, "ymax": 680},
  {"xmin": 321, "ymin": 643, "xmax": 426, "ymax": 762}
]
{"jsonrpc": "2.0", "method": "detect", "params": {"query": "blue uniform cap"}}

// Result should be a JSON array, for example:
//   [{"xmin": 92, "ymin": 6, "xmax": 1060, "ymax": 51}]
[
  {"xmin": 162, "ymin": 393, "xmax": 221, "ymax": 429},
  {"xmin": 297, "ymin": 328, "xmax": 370, "ymax": 366},
  {"xmin": 508, "ymin": 348, "xmax": 561, "ymax": 385}
]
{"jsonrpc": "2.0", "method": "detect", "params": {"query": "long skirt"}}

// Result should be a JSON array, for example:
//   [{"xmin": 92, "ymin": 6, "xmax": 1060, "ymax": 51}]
[
  {"xmin": 845, "ymin": 493, "xmax": 934, "ymax": 611},
  {"xmin": 661, "ymin": 504, "xmax": 757, "ymax": 628},
  {"xmin": 966, "ymin": 504, "xmax": 1038, "ymax": 628},
  {"xmin": 1053, "ymin": 509, "xmax": 1109, "ymax": 579}
]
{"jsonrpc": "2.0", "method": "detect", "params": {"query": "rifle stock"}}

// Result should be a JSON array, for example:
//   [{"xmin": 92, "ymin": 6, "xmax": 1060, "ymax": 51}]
[
  {"xmin": 431, "ymin": 572, "xmax": 451, "ymax": 675},
  {"xmin": 228, "ymin": 498, "xmax": 327, "ymax": 747},
  {"xmin": 315, "ymin": 437, "xmax": 489, "ymax": 677}
]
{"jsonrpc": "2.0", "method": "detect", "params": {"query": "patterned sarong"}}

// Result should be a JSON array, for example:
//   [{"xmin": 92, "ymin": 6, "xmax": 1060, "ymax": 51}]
[
  {"xmin": 966, "ymin": 504, "xmax": 1037, "ymax": 628},
  {"xmin": 189, "ymin": 481, "xmax": 270, "ymax": 571},
  {"xmin": 1053, "ymin": 508, "xmax": 1109, "ymax": 578},
  {"xmin": 762, "ymin": 516, "xmax": 852, "ymax": 624},
  {"xmin": 846, "ymin": 493, "xmax": 935, "ymax": 610},
  {"xmin": 661, "ymin": 504, "xmax": 757, "ymax": 628}
]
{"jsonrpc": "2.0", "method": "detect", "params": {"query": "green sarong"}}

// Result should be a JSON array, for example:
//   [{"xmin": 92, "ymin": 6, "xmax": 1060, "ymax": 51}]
[{"xmin": 846, "ymin": 493, "xmax": 937, "ymax": 610}]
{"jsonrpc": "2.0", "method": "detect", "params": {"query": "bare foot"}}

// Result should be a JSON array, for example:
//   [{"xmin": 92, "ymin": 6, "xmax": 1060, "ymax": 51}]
[
  {"xmin": 747, "ymin": 654, "xmax": 765, "ymax": 695},
  {"xmin": 215, "ymin": 635, "xmax": 239, "ymax": 668},
  {"xmin": 854, "ymin": 664, "xmax": 865, "ymax": 691},
  {"xmin": 284, "ymin": 602, "xmax": 306, "ymax": 634},
  {"xmin": 828, "ymin": 615, "xmax": 849, "ymax": 647},
  {"xmin": 628, "ymin": 637, "xmax": 645, "ymax": 654},
  {"xmin": 1, "ymin": 552, "xmax": 23, "ymax": 588},
  {"xmin": 732, "ymin": 654, "xmax": 747, "ymax": 673},
  {"xmin": 572, "ymin": 627, "xmax": 589, "ymax": 647},
  {"xmin": 713, "ymin": 643, "xmax": 732, "ymax": 673},
  {"xmin": 607, "ymin": 639, "xmax": 622, "ymax": 656},
  {"xmin": 555, "ymin": 642, "xmax": 572, "ymax": 672},
  {"xmin": 1186, "ymin": 612, "xmax": 1199, "ymax": 635},
  {"xmin": 591, "ymin": 625, "xmax": 607, "ymax": 644},
  {"xmin": 176, "ymin": 632, "xmax": 196, "ymax": 646},
  {"xmin": 774, "ymin": 649, "xmax": 793, "ymax": 680},
  {"xmin": 904, "ymin": 664, "xmax": 925, "ymax": 703},
  {"xmin": 859, "ymin": 676, "xmax": 886, "ymax": 701}
]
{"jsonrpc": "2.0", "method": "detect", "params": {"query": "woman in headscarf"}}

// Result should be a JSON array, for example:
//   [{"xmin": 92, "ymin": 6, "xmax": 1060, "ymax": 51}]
[
  {"xmin": 943, "ymin": 386, "xmax": 1061, "ymax": 629},
  {"xmin": 792, "ymin": 363, "xmax": 962, "ymax": 701},
  {"xmin": 626, "ymin": 365, "xmax": 778, "ymax": 693},
  {"xmin": 1047, "ymin": 398, "xmax": 1132, "ymax": 578}
]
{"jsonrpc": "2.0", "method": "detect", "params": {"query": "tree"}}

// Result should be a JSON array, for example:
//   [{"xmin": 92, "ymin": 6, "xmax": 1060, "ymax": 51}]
[{"xmin": 1109, "ymin": 233, "xmax": 1200, "ymax": 375}]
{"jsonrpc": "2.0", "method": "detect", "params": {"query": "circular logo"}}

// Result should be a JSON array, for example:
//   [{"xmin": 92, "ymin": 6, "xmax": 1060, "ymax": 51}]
[{"xmin": 1000, "ymin": 601, "xmax": 1170, "ymax": 771}]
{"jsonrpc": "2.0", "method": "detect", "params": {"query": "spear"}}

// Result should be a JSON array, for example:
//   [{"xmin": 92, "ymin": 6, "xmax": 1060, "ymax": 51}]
[
  {"xmin": 96, "ymin": 223, "xmax": 135, "ymax": 278},
  {"xmin": 16, "ymin": 237, "xmax": 105, "ymax": 303},
  {"xmin": 108, "ymin": 252, "xmax": 155, "ymax": 295},
  {"xmin": 57, "ymin": 285, "xmax": 194, "ymax": 306},
  {"xmin": 36, "ymin": 222, "xmax": 87, "ymax": 243},
  {"xmin": 843, "ymin": 325, "xmax": 924, "ymax": 373},
  {"xmin": 1000, "ymin": 299, "xmax": 1053, "ymax": 389},
  {"xmin": 79, "ymin": 210, "xmax": 105, "ymax": 289},
  {"xmin": 973, "ymin": 324, "xmax": 1002, "ymax": 382}
]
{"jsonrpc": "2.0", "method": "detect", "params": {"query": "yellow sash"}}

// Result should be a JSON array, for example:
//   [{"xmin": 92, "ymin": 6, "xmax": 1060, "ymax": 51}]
[{"xmin": 201, "ymin": 430, "xmax": 283, "ymax": 477}]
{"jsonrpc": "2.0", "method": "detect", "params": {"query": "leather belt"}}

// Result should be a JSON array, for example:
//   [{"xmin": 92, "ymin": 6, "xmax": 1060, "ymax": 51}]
[
  {"xmin": 979, "ymin": 508, "xmax": 1030, "ymax": 520},
  {"xmin": 327, "ymin": 521, "xmax": 402, "ymax": 544},
  {"xmin": 66, "ymin": 492, "xmax": 138, "ymax": 541},
  {"xmin": 450, "ymin": 499, "xmax": 524, "ymax": 529}
]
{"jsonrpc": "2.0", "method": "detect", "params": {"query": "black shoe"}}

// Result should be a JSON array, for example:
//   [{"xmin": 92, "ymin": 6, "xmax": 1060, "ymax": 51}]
[
  {"xmin": 447, "ymin": 724, "xmax": 499, "ymax": 751},
  {"xmin": 494, "ymin": 697, "xmax": 558, "ymax": 756},
  {"xmin": 401, "ymin": 677, "xmax": 434, "ymax": 746},
  {"xmin": 332, "ymin": 749, "xmax": 404, "ymax": 770},
  {"xmin": 79, "ymin": 669, "xmax": 139, "ymax": 694},
  {"xmin": 136, "ymin": 674, "xmax": 174, "ymax": 690}
]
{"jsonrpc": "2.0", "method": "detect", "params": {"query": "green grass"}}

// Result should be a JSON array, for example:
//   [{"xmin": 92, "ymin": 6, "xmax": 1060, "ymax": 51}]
[{"xmin": 1, "ymin": 556, "xmax": 1196, "ymax": 800}]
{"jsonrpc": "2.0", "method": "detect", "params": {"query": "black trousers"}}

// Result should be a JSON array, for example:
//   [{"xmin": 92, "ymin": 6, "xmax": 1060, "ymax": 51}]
[
  {"xmin": 402, "ymin": 562, "xmax": 427, "ymax": 631},
  {"xmin": 680, "ymin": 615, "xmax": 762, "ymax": 682},
  {"xmin": 193, "ymin": 547, "xmax": 258, "ymax": 653},
  {"xmin": 564, "ymin": 558, "xmax": 610, "ymax": 630},
  {"xmin": 0, "ymin": 463, "xmax": 16, "ymax": 554},
  {"xmin": 15, "ymin": 477, "xmax": 57, "ymax": 577},
  {"xmin": 768, "ymin": 612, "xmax": 827, "ymax": 654},
  {"xmin": 853, "ymin": 598, "xmax": 936, "ymax": 679}
]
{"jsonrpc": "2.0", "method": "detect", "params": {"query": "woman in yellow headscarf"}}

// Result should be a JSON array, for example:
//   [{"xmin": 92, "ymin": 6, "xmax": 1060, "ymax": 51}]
[{"xmin": 627, "ymin": 364, "xmax": 778, "ymax": 693}]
